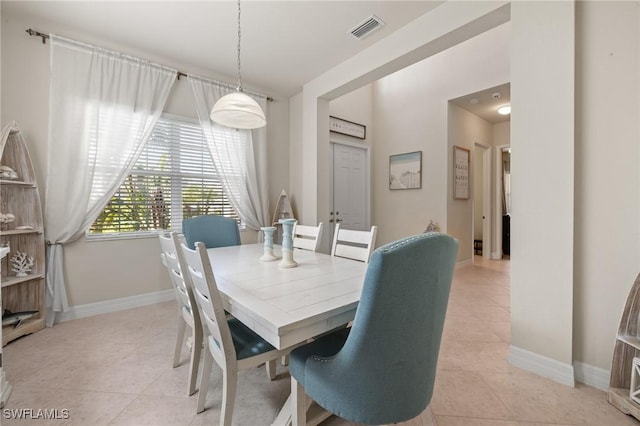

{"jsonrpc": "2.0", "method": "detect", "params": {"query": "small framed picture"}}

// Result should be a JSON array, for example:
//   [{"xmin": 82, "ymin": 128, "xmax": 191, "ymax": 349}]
[
  {"xmin": 329, "ymin": 116, "xmax": 366, "ymax": 139},
  {"xmin": 453, "ymin": 146, "xmax": 470, "ymax": 199},
  {"xmin": 389, "ymin": 151, "xmax": 422, "ymax": 190}
]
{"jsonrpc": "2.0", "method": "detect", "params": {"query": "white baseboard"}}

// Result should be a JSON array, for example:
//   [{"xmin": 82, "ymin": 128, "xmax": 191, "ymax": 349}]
[
  {"xmin": 573, "ymin": 361, "xmax": 610, "ymax": 391},
  {"xmin": 455, "ymin": 258, "xmax": 473, "ymax": 268},
  {"xmin": 491, "ymin": 252, "xmax": 502, "ymax": 260},
  {"xmin": 56, "ymin": 289, "xmax": 175, "ymax": 323},
  {"xmin": 508, "ymin": 345, "xmax": 575, "ymax": 387}
]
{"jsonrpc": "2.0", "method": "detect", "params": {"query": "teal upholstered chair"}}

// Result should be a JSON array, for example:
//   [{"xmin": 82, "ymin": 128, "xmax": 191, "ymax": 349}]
[
  {"xmin": 182, "ymin": 215, "xmax": 241, "ymax": 249},
  {"xmin": 289, "ymin": 232, "xmax": 459, "ymax": 425}
]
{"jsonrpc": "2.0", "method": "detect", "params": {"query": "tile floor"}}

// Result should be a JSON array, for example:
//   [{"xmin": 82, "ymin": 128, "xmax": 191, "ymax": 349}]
[{"xmin": 3, "ymin": 257, "xmax": 638, "ymax": 425}]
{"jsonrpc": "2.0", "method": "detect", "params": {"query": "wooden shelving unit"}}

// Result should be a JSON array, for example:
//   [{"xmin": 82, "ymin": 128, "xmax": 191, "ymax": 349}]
[
  {"xmin": 0, "ymin": 246, "xmax": 10, "ymax": 408},
  {"xmin": 0, "ymin": 121, "xmax": 46, "ymax": 347},
  {"xmin": 608, "ymin": 272, "xmax": 640, "ymax": 420}
]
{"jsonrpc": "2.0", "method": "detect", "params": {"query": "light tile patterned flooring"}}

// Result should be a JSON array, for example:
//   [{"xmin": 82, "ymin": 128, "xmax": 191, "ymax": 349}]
[{"xmin": 3, "ymin": 258, "xmax": 638, "ymax": 425}]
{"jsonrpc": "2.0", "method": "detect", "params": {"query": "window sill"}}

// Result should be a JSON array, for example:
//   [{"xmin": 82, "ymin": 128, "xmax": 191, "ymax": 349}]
[
  {"xmin": 86, "ymin": 232, "xmax": 159, "ymax": 242},
  {"xmin": 87, "ymin": 227, "xmax": 248, "ymax": 242}
]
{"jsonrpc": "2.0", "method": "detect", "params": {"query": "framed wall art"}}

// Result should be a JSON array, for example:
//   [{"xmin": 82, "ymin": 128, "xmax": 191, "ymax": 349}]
[
  {"xmin": 453, "ymin": 145, "xmax": 470, "ymax": 199},
  {"xmin": 329, "ymin": 116, "xmax": 366, "ymax": 139},
  {"xmin": 389, "ymin": 151, "xmax": 422, "ymax": 190}
]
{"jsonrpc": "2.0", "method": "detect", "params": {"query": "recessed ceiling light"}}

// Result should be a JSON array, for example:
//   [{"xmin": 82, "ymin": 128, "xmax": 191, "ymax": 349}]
[
  {"xmin": 469, "ymin": 98, "xmax": 479, "ymax": 105},
  {"xmin": 498, "ymin": 105, "xmax": 511, "ymax": 115}
]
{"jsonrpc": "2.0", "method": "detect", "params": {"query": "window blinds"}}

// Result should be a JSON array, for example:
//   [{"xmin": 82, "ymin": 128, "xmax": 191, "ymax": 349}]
[{"xmin": 89, "ymin": 115, "xmax": 239, "ymax": 236}]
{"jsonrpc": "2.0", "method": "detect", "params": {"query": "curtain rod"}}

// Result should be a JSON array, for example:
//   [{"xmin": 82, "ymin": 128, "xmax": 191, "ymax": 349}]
[{"xmin": 25, "ymin": 28, "xmax": 274, "ymax": 102}]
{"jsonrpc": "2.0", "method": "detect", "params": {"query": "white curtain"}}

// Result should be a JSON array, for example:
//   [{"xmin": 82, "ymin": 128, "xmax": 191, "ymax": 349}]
[
  {"xmin": 189, "ymin": 76, "xmax": 269, "ymax": 231},
  {"xmin": 45, "ymin": 35, "xmax": 176, "ymax": 325}
]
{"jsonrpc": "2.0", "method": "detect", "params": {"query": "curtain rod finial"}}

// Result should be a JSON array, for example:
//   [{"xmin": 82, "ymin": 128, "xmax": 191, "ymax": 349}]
[{"xmin": 26, "ymin": 28, "xmax": 48, "ymax": 44}]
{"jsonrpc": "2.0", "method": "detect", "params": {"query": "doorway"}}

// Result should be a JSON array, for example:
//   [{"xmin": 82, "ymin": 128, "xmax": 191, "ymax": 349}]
[
  {"xmin": 330, "ymin": 141, "xmax": 370, "ymax": 241},
  {"xmin": 473, "ymin": 143, "xmax": 491, "ymax": 261},
  {"xmin": 494, "ymin": 145, "xmax": 511, "ymax": 259}
]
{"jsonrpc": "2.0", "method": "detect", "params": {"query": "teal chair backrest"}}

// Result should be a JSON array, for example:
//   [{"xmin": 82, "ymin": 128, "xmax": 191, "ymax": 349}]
[
  {"xmin": 293, "ymin": 232, "xmax": 459, "ymax": 424},
  {"xmin": 182, "ymin": 215, "xmax": 241, "ymax": 249}
]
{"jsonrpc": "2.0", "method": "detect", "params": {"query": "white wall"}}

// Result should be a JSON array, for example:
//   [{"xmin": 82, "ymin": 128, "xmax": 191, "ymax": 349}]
[
  {"xmin": 367, "ymin": 26, "xmax": 509, "ymax": 256},
  {"xmin": 293, "ymin": 1, "xmax": 511, "ymax": 236},
  {"xmin": 448, "ymin": 104, "xmax": 494, "ymax": 261},
  {"xmin": 493, "ymin": 121, "xmax": 510, "ymax": 148},
  {"xmin": 288, "ymin": 93, "xmax": 303, "ymax": 220},
  {"xmin": 510, "ymin": 1, "xmax": 575, "ymax": 380},
  {"xmin": 317, "ymin": 22, "xmax": 507, "ymax": 262},
  {"xmin": 474, "ymin": 146, "xmax": 484, "ymax": 241},
  {"xmin": 329, "ymin": 84, "xmax": 373, "ymax": 148},
  {"xmin": 1, "ymin": 12, "xmax": 289, "ymax": 307},
  {"xmin": 573, "ymin": 1, "xmax": 640, "ymax": 372}
]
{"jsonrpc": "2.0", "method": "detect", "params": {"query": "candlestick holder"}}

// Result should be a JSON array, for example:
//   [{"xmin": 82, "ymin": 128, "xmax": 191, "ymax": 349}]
[
  {"xmin": 260, "ymin": 226, "xmax": 279, "ymax": 262},
  {"xmin": 278, "ymin": 218, "xmax": 297, "ymax": 268}
]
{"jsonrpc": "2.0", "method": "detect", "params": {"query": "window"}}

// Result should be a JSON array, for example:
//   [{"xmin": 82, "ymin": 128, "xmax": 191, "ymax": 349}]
[{"xmin": 89, "ymin": 115, "xmax": 239, "ymax": 238}]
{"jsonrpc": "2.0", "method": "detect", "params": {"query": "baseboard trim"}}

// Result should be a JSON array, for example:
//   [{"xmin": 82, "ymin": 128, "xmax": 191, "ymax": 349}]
[
  {"xmin": 455, "ymin": 258, "xmax": 473, "ymax": 268},
  {"xmin": 508, "ymin": 345, "xmax": 575, "ymax": 387},
  {"xmin": 56, "ymin": 289, "xmax": 175, "ymax": 323},
  {"xmin": 573, "ymin": 361, "xmax": 610, "ymax": 391}
]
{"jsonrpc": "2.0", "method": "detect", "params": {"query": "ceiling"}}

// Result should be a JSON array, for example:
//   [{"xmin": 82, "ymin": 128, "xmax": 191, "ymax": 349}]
[
  {"xmin": 2, "ymin": 1, "xmax": 444, "ymax": 98},
  {"xmin": 450, "ymin": 83, "xmax": 511, "ymax": 124}
]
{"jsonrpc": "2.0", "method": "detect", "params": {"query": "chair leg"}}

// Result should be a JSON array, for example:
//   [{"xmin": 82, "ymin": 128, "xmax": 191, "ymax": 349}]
[
  {"xmin": 266, "ymin": 359, "xmax": 276, "ymax": 380},
  {"xmin": 221, "ymin": 366, "xmax": 238, "ymax": 426},
  {"xmin": 187, "ymin": 326, "xmax": 202, "ymax": 396},
  {"xmin": 291, "ymin": 377, "xmax": 306, "ymax": 426},
  {"xmin": 197, "ymin": 348, "xmax": 213, "ymax": 414},
  {"xmin": 281, "ymin": 355, "xmax": 289, "ymax": 366},
  {"xmin": 173, "ymin": 316, "xmax": 186, "ymax": 368}
]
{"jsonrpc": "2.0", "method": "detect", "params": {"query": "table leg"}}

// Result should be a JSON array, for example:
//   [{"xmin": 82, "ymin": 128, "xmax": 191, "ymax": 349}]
[
  {"xmin": 272, "ymin": 389, "xmax": 333, "ymax": 426},
  {"xmin": 291, "ymin": 378, "xmax": 306, "ymax": 426},
  {"xmin": 272, "ymin": 394, "xmax": 292, "ymax": 426}
]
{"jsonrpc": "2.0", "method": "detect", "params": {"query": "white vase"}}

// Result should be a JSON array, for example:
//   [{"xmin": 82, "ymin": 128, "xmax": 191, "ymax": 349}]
[
  {"xmin": 260, "ymin": 226, "xmax": 279, "ymax": 262},
  {"xmin": 278, "ymin": 218, "xmax": 297, "ymax": 268}
]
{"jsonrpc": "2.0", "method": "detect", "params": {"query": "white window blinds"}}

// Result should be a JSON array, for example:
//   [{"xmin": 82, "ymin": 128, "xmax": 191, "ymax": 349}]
[{"xmin": 89, "ymin": 115, "xmax": 239, "ymax": 237}]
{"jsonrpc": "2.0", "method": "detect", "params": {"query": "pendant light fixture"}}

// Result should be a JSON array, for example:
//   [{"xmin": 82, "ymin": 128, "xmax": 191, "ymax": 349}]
[{"xmin": 210, "ymin": 0, "xmax": 266, "ymax": 129}]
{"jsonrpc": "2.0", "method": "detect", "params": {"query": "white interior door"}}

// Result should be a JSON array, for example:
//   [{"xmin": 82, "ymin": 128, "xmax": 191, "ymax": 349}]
[{"xmin": 331, "ymin": 142, "xmax": 369, "ymax": 233}]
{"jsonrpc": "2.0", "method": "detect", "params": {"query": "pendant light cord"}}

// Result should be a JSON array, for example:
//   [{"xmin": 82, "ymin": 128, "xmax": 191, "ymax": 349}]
[{"xmin": 236, "ymin": 0, "xmax": 243, "ymax": 92}]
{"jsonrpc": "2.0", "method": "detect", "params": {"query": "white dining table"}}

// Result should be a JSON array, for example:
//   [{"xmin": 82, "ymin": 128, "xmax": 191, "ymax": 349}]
[{"xmin": 206, "ymin": 243, "xmax": 367, "ymax": 351}]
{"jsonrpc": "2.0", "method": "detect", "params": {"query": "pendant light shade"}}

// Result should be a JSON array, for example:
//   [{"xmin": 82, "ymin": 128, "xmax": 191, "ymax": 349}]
[
  {"xmin": 210, "ymin": 0, "xmax": 266, "ymax": 130},
  {"xmin": 210, "ymin": 91, "xmax": 266, "ymax": 129}
]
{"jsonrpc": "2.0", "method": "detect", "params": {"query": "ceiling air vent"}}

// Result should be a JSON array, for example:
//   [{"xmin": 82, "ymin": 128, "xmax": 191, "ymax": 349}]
[{"xmin": 349, "ymin": 15, "xmax": 385, "ymax": 40}]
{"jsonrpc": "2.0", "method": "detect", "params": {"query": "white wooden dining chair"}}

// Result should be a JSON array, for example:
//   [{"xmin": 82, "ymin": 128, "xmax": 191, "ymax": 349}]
[
  {"xmin": 181, "ymin": 241, "xmax": 291, "ymax": 425},
  {"xmin": 331, "ymin": 224, "xmax": 378, "ymax": 263},
  {"xmin": 158, "ymin": 231, "xmax": 203, "ymax": 396},
  {"xmin": 292, "ymin": 222, "xmax": 324, "ymax": 252}
]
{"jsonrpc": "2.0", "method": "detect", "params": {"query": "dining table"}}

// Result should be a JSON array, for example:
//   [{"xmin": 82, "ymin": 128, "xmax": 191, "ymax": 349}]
[
  {"xmin": 206, "ymin": 243, "xmax": 367, "ymax": 350},
  {"xmin": 206, "ymin": 243, "xmax": 368, "ymax": 425}
]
